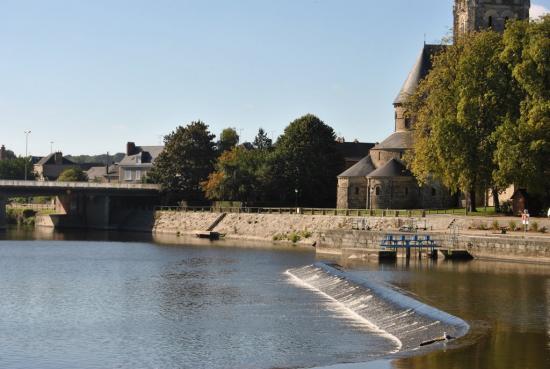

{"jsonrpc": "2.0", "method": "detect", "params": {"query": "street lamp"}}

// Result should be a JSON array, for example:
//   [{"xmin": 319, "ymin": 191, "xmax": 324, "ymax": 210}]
[
  {"xmin": 50, "ymin": 141, "xmax": 54, "ymax": 154},
  {"xmin": 24, "ymin": 130, "xmax": 31, "ymax": 181},
  {"xmin": 294, "ymin": 188, "xmax": 299, "ymax": 208}
]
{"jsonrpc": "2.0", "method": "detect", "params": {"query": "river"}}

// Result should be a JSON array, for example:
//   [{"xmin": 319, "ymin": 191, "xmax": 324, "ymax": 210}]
[{"xmin": 0, "ymin": 227, "xmax": 549, "ymax": 369}]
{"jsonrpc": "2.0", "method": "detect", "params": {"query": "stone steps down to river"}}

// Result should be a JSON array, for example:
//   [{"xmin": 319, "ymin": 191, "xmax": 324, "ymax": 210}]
[{"xmin": 287, "ymin": 263, "xmax": 470, "ymax": 353}]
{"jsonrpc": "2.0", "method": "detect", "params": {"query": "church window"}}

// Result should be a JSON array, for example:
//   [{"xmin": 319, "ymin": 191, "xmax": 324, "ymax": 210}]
[{"xmin": 375, "ymin": 187, "xmax": 381, "ymax": 196}]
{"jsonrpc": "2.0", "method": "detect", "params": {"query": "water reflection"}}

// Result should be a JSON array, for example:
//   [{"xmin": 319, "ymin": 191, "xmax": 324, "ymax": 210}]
[{"xmin": 343, "ymin": 259, "xmax": 550, "ymax": 369}]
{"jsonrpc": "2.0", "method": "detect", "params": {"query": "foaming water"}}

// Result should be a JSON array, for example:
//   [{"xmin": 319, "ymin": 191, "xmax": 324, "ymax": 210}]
[{"xmin": 287, "ymin": 263, "xmax": 469, "ymax": 353}]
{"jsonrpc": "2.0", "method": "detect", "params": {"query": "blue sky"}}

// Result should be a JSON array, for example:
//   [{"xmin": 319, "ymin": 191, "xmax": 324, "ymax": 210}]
[{"xmin": 1, "ymin": 0, "xmax": 549, "ymax": 156}]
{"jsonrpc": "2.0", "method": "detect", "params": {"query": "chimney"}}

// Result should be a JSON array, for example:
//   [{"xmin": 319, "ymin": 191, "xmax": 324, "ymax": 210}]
[
  {"xmin": 126, "ymin": 142, "xmax": 137, "ymax": 156},
  {"xmin": 0, "ymin": 145, "xmax": 6, "ymax": 160},
  {"xmin": 54, "ymin": 152, "xmax": 63, "ymax": 165}
]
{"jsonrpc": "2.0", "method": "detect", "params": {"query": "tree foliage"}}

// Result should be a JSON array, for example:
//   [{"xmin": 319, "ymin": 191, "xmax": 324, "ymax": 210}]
[
  {"xmin": 148, "ymin": 121, "xmax": 217, "ymax": 200},
  {"xmin": 217, "ymin": 128, "xmax": 239, "ymax": 154},
  {"xmin": 494, "ymin": 16, "xmax": 550, "ymax": 197},
  {"xmin": 269, "ymin": 114, "xmax": 344, "ymax": 207},
  {"xmin": 202, "ymin": 146, "xmax": 268, "ymax": 203},
  {"xmin": 0, "ymin": 157, "xmax": 34, "ymax": 180},
  {"xmin": 253, "ymin": 128, "xmax": 272, "ymax": 150},
  {"xmin": 57, "ymin": 168, "xmax": 88, "ymax": 182},
  {"xmin": 406, "ymin": 30, "xmax": 518, "ymax": 211}
]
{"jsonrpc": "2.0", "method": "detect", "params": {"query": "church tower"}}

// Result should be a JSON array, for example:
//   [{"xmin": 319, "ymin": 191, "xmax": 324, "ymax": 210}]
[{"xmin": 454, "ymin": 0, "xmax": 531, "ymax": 40}]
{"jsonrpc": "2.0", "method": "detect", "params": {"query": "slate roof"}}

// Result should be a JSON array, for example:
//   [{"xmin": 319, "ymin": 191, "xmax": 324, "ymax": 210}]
[
  {"xmin": 335, "ymin": 142, "xmax": 375, "ymax": 160},
  {"xmin": 35, "ymin": 153, "xmax": 76, "ymax": 166},
  {"xmin": 119, "ymin": 146, "xmax": 164, "ymax": 166},
  {"xmin": 373, "ymin": 130, "xmax": 414, "ymax": 150},
  {"xmin": 338, "ymin": 155, "xmax": 376, "ymax": 178},
  {"xmin": 367, "ymin": 159, "xmax": 412, "ymax": 178},
  {"xmin": 394, "ymin": 44, "xmax": 445, "ymax": 105},
  {"xmin": 86, "ymin": 165, "xmax": 119, "ymax": 180}
]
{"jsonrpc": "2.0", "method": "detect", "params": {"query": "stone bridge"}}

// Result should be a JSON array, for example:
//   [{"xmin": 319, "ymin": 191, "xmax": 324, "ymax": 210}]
[{"xmin": 0, "ymin": 180, "xmax": 161, "ymax": 230}]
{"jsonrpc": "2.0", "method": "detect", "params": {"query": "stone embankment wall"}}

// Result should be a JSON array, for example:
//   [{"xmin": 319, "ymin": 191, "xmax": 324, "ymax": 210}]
[{"xmin": 150, "ymin": 211, "xmax": 550, "ymax": 263}]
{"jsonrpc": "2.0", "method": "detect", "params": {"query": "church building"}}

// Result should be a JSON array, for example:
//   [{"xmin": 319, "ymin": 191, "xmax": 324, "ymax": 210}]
[{"xmin": 336, "ymin": 0, "xmax": 531, "ymax": 210}]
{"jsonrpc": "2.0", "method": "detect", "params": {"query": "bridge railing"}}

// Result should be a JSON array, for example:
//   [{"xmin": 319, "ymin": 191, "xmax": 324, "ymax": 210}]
[{"xmin": 0, "ymin": 180, "xmax": 160, "ymax": 190}]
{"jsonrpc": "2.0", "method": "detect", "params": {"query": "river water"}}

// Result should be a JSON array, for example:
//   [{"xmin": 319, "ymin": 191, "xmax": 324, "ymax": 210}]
[{"xmin": 1, "ymin": 227, "xmax": 549, "ymax": 369}]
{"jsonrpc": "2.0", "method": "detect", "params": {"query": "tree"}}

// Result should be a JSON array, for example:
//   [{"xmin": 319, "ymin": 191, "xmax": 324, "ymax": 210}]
[
  {"xmin": 269, "ymin": 114, "xmax": 344, "ymax": 207},
  {"xmin": 217, "ymin": 128, "xmax": 239, "ymax": 154},
  {"xmin": 148, "ymin": 121, "xmax": 217, "ymax": 201},
  {"xmin": 494, "ymin": 16, "xmax": 550, "ymax": 203},
  {"xmin": 202, "ymin": 146, "xmax": 267, "ymax": 203},
  {"xmin": 0, "ymin": 157, "xmax": 34, "ymax": 180},
  {"xmin": 253, "ymin": 128, "xmax": 272, "ymax": 150},
  {"xmin": 406, "ymin": 30, "xmax": 516, "ymax": 212},
  {"xmin": 57, "ymin": 168, "xmax": 88, "ymax": 182}
]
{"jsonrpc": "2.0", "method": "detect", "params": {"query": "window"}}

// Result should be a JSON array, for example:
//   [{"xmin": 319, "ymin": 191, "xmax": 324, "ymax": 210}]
[
  {"xmin": 488, "ymin": 16, "xmax": 493, "ymax": 28},
  {"xmin": 375, "ymin": 187, "xmax": 381, "ymax": 196},
  {"xmin": 405, "ymin": 117, "xmax": 411, "ymax": 129},
  {"xmin": 405, "ymin": 187, "xmax": 409, "ymax": 196},
  {"xmin": 431, "ymin": 188, "xmax": 437, "ymax": 196},
  {"xmin": 378, "ymin": 151, "xmax": 381, "ymax": 160},
  {"xmin": 124, "ymin": 170, "xmax": 132, "ymax": 181},
  {"xmin": 355, "ymin": 187, "xmax": 360, "ymax": 195},
  {"xmin": 136, "ymin": 155, "xmax": 142, "ymax": 164},
  {"xmin": 135, "ymin": 170, "xmax": 142, "ymax": 181},
  {"xmin": 399, "ymin": 151, "xmax": 403, "ymax": 159}
]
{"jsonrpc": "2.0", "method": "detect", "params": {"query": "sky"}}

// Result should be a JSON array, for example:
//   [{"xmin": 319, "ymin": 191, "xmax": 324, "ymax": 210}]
[{"xmin": 1, "ymin": 0, "xmax": 549, "ymax": 156}]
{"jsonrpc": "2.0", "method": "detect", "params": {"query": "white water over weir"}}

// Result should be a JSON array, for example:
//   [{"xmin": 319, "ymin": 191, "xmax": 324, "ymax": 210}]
[{"xmin": 286, "ymin": 263, "xmax": 469, "ymax": 353}]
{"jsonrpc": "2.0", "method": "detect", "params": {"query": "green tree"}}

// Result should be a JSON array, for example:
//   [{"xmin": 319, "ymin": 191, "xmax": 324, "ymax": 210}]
[
  {"xmin": 202, "ymin": 146, "xmax": 268, "ymax": 203},
  {"xmin": 494, "ymin": 16, "xmax": 550, "ymax": 202},
  {"xmin": 217, "ymin": 128, "xmax": 239, "ymax": 154},
  {"xmin": 57, "ymin": 168, "xmax": 88, "ymax": 182},
  {"xmin": 253, "ymin": 128, "xmax": 272, "ymax": 150},
  {"xmin": 148, "ymin": 121, "xmax": 217, "ymax": 201},
  {"xmin": 0, "ymin": 157, "xmax": 34, "ymax": 180},
  {"xmin": 406, "ymin": 30, "xmax": 516, "ymax": 211},
  {"xmin": 269, "ymin": 114, "xmax": 344, "ymax": 207}
]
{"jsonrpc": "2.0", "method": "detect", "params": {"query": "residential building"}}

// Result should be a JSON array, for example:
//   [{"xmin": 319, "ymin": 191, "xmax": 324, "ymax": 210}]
[{"xmin": 118, "ymin": 142, "xmax": 163, "ymax": 183}]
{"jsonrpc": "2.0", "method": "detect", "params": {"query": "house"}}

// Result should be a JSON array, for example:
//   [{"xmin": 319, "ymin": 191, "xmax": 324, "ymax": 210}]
[
  {"xmin": 86, "ymin": 164, "xmax": 120, "ymax": 183},
  {"xmin": 118, "ymin": 142, "xmax": 163, "ymax": 183},
  {"xmin": 33, "ymin": 152, "xmax": 99, "ymax": 181}
]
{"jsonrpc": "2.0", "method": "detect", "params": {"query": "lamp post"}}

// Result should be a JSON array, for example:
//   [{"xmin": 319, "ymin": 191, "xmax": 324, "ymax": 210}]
[
  {"xmin": 294, "ymin": 188, "xmax": 298, "ymax": 208},
  {"xmin": 24, "ymin": 130, "xmax": 31, "ymax": 181},
  {"xmin": 50, "ymin": 141, "xmax": 54, "ymax": 154}
]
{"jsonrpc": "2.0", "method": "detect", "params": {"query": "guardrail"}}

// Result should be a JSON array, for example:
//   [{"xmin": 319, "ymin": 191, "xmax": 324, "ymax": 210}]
[
  {"xmin": 154, "ymin": 206, "xmax": 469, "ymax": 217},
  {"xmin": 6, "ymin": 203, "xmax": 56, "ymax": 210},
  {"xmin": 0, "ymin": 180, "xmax": 160, "ymax": 190}
]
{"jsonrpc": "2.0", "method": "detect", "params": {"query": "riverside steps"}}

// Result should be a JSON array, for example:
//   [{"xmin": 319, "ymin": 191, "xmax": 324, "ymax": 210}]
[{"xmin": 380, "ymin": 234, "xmax": 440, "ymax": 260}]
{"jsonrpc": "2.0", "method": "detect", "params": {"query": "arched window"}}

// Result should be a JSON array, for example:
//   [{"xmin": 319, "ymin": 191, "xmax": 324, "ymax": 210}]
[
  {"xmin": 378, "ymin": 151, "xmax": 381, "ymax": 160},
  {"xmin": 405, "ymin": 117, "xmax": 411, "ymax": 129},
  {"xmin": 488, "ymin": 16, "xmax": 493, "ymax": 28},
  {"xmin": 431, "ymin": 188, "xmax": 437, "ymax": 196},
  {"xmin": 375, "ymin": 187, "xmax": 381, "ymax": 196}
]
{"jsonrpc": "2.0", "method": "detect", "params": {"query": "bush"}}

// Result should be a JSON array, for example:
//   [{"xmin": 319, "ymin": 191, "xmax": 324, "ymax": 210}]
[
  {"xmin": 508, "ymin": 220, "xmax": 517, "ymax": 231},
  {"xmin": 288, "ymin": 232, "xmax": 301, "ymax": 243},
  {"xmin": 491, "ymin": 220, "xmax": 500, "ymax": 231},
  {"xmin": 530, "ymin": 221, "xmax": 539, "ymax": 232},
  {"xmin": 500, "ymin": 201, "xmax": 513, "ymax": 215},
  {"xmin": 540, "ymin": 226, "xmax": 548, "ymax": 234}
]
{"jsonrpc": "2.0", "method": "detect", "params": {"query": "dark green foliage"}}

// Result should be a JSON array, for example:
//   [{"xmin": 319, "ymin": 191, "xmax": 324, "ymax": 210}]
[
  {"xmin": 148, "ymin": 121, "xmax": 217, "ymax": 201},
  {"xmin": 217, "ymin": 128, "xmax": 239, "ymax": 154},
  {"xmin": 253, "ymin": 128, "xmax": 272, "ymax": 150},
  {"xmin": 0, "ymin": 157, "xmax": 35, "ymax": 180},
  {"xmin": 269, "ymin": 114, "xmax": 344, "ymax": 207},
  {"xmin": 57, "ymin": 168, "xmax": 88, "ymax": 182}
]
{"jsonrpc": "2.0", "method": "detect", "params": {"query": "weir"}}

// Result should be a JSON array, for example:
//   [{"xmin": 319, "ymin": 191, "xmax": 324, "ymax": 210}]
[{"xmin": 287, "ymin": 263, "xmax": 469, "ymax": 352}]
